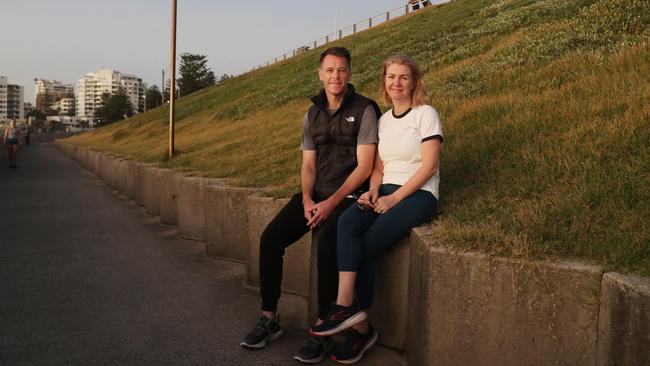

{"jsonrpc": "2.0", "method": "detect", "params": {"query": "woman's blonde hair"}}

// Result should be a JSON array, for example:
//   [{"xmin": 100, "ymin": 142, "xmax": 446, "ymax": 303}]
[{"xmin": 380, "ymin": 54, "xmax": 428, "ymax": 107}]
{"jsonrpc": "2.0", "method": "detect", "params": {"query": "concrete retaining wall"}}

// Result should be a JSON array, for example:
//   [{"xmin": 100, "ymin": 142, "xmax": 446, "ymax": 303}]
[
  {"xmin": 205, "ymin": 183, "xmax": 259, "ymax": 262},
  {"xmin": 177, "ymin": 176, "xmax": 208, "ymax": 241},
  {"xmin": 159, "ymin": 169, "xmax": 180, "ymax": 226},
  {"xmin": 133, "ymin": 163, "xmax": 150, "ymax": 207},
  {"xmin": 407, "ymin": 230, "xmax": 602, "ymax": 366},
  {"xmin": 246, "ymin": 196, "xmax": 311, "ymax": 297},
  {"xmin": 56, "ymin": 143, "xmax": 650, "ymax": 365},
  {"xmin": 597, "ymin": 273, "xmax": 650, "ymax": 366},
  {"xmin": 143, "ymin": 166, "xmax": 162, "ymax": 215}
]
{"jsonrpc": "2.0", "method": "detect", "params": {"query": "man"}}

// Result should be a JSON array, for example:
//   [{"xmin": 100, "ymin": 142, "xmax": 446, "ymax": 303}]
[{"xmin": 240, "ymin": 46, "xmax": 381, "ymax": 364}]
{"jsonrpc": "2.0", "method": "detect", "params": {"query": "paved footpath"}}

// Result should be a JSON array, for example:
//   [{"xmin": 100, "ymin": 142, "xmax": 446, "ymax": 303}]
[{"xmin": 0, "ymin": 143, "xmax": 404, "ymax": 366}]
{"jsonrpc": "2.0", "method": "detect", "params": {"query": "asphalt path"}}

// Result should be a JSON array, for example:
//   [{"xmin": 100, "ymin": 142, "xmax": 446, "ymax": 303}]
[
  {"xmin": 0, "ymin": 142, "xmax": 305, "ymax": 365},
  {"xmin": 0, "ymin": 143, "xmax": 403, "ymax": 366}
]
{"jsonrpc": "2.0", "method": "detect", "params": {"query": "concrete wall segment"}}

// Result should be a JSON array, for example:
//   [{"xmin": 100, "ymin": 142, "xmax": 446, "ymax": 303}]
[
  {"xmin": 246, "ymin": 195, "xmax": 311, "ymax": 297},
  {"xmin": 133, "ymin": 163, "xmax": 151, "ymax": 207},
  {"xmin": 143, "ymin": 166, "xmax": 162, "ymax": 215},
  {"xmin": 206, "ymin": 184, "xmax": 262, "ymax": 262},
  {"xmin": 407, "ymin": 234, "xmax": 602, "ymax": 366},
  {"xmin": 177, "ymin": 176, "xmax": 208, "ymax": 241},
  {"xmin": 159, "ymin": 169, "xmax": 180, "ymax": 226},
  {"xmin": 597, "ymin": 272, "xmax": 650, "ymax": 366}
]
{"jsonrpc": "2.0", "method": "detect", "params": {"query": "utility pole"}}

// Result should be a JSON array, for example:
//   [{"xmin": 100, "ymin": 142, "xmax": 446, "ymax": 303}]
[
  {"xmin": 161, "ymin": 69, "xmax": 165, "ymax": 106},
  {"xmin": 335, "ymin": 0, "xmax": 340, "ymax": 34},
  {"xmin": 168, "ymin": 0, "xmax": 177, "ymax": 158}
]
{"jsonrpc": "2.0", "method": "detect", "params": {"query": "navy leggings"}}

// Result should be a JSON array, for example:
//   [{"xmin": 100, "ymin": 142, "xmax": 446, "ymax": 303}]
[{"xmin": 337, "ymin": 184, "xmax": 437, "ymax": 309}]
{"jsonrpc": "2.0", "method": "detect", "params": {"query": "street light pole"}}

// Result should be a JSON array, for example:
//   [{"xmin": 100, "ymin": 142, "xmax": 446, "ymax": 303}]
[{"xmin": 168, "ymin": 0, "xmax": 177, "ymax": 158}]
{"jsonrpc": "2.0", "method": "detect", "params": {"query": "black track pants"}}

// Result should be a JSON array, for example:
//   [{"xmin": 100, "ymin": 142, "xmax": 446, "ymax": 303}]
[{"xmin": 259, "ymin": 192, "xmax": 354, "ymax": 320}]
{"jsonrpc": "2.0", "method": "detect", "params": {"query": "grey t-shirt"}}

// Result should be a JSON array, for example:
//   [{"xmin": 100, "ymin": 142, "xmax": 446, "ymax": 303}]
[{"xmin": 300, "ymin": 104, "xmax": 379, "ymax": 150}]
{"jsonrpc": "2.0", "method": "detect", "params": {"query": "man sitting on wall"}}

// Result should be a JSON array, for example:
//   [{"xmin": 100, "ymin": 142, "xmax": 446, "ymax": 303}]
[{"xmin": 240, "ymin": 46, "xmax": 381, "ymax": 364}]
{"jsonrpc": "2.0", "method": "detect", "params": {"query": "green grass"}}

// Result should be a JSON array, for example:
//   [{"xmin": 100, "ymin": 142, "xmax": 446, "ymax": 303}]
[{"xmin": 65, "ymin": 0, "xmax": 650, "ymax": 275}]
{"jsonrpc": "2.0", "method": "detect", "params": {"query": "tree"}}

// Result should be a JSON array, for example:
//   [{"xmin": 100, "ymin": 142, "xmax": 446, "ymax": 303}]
[
  {"xmin": 218, "ymin": 73, "xmax": 233, "ymax": 83},
  {"xmin": 145, "ymin": 85, "xmax": 163, "ymax": 110},
  {"xmin": 26, "ymin": 109, "xmax": 46, "ymax": 121},
  {"xmin": 94, "ymin": 89, "xmax": 135, "ymax": 125},
  {"xmin": 177, "ymin": 53, "xmax": 216, "ymax": 96}
]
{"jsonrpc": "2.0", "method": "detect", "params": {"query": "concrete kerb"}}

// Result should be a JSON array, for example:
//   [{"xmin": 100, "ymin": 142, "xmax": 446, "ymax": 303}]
[
  {"xmin": 407, "ymin": 230, "xmax": 602, "ymax": 366},
  {"xmin": 177, "ymin": 176, "xmax": 209, "ymax": 241},
  {"xmin": 206, "ymin": 183, "xmax": 262, "ymax": 262},
  {"xmin": 143, "ymin": 166, "xmax": 162, "ymax": 215},
  {"xmin": 597, "ymin": 272, "xmax": 650, "ymax": 366},
  {"xmin": 159, "ymin": 168, "xmax": 181, "ymax": 226},
  {"xmin": 246, "ymin": 195, "xmax": 311, "ymax": 298}
]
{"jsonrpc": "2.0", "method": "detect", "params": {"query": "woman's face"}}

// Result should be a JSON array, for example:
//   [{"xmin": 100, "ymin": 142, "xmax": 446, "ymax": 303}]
[{"xmin": 385, "ymin": 63, "xmax": 414, "ymax": 104}]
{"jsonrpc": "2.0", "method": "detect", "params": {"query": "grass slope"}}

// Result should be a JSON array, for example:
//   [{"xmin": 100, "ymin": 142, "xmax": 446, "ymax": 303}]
[{"xmin": 67, "ymin": 0, "xmax": 650, "ymax": 275}]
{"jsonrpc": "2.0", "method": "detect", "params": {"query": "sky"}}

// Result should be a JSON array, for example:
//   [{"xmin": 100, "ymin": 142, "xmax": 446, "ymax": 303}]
[{"xmin": 0, "ymin": 0, "xmax": 439, "ymax": 104}]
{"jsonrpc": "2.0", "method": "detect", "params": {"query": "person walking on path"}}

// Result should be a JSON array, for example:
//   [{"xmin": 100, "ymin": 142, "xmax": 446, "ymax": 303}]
[
  {"xmin": 240, "ymin": 46, "xmax": 381, "ymax": 364},
  {"xmin": 310, "ymin": 54, "xmax": 443, "ymax": 364},
  {"xmin": 3, "ymin": 120, "xmax": 23, "ymax": 168}
]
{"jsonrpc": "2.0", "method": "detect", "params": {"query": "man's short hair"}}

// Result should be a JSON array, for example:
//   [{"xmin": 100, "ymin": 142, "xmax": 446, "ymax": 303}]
[{"xmin": 319, "ymin": 47, "xmax": 352, "ymax": 69}]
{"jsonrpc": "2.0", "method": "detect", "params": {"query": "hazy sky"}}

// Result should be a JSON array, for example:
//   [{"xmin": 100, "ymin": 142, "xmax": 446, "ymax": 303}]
[{"xmin": 1, "ymin": 1, "xmax": 441, "ymax": 103}]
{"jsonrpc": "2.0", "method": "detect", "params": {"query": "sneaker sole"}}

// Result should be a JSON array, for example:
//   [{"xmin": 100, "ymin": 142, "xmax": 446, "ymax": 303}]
[
  {"xmin": 311, "ymin": 311, "xmax": 367, "ymax": 337},
  {"xmin": 240, "ymin": 329, "xmax": 284, "ymax": 349},
  {"xmin": 331, "ymin": 330, "xmax": 378, "ymax": 365},
  {"xmin": 293, "ymin": 353, "xmax": 325, "ymax": 364}
]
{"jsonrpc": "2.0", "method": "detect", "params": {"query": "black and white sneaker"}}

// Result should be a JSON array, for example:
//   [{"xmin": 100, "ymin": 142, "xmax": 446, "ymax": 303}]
[
  {"xmin": 330, "ymin": 326, "xmax": 378, "ymax": 364},
  {"xmin": 240, "ymin": 315, "xmax": 283, "ymax": 349},
  {"xmin": 293, "ymin": 335, "xmax": 331, "ymax": 364},
  {"xmin": 310, "ymin": 304, "xmax": 367, "ymax": 337}
]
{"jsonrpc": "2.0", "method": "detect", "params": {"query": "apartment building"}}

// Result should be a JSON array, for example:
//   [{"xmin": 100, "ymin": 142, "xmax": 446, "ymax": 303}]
[
  {"xmin": 0, "ymin": 76, "xmax": 7, "ymax": 120},
  {"xmin": 0, "ymin": 76, "xmax": 24, "ymax": 121},
  {"xmin": 34, "ymin": 78, "xmax": 74, "ymax": 113},
  {"xmin": 75, "ymin": 69, "xmax": 145, "ymax": 118},
  {"xmin": 51, "ymin": 97, "xmax": 76, "ymax": 115}
]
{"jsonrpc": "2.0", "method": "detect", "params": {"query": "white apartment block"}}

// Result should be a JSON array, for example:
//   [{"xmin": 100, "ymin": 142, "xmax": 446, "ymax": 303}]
[
  {"xmin": 0, "ymin": 76, "xmax": 24, "ymax": 121},
  {"xmin": 51, "ymin": 97, "xmax": 75, "ymax": 115},
  {"xmin": 0, "ymin": 76, "xmax": 7, "ymax": 120},
  {"xmin": 75, "ymin": 69, "xmax": 145, "ymax": 118}
]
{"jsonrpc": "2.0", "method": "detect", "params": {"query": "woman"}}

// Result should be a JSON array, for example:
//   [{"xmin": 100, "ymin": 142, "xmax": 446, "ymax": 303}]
[
  {"xmin": 3, "ymin": 120, "xmax": 23, "ymax": 168},
  {"xmin": 311, "ymin": 55, "xmax": 443, "ymax": 364}
]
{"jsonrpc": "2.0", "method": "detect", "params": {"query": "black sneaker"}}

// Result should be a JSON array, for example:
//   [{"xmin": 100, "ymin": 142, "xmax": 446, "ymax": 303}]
[
  {"xmin": 293, "ymin": 335, "xmax": 331, "ymax": 364},
  {"xmin": 240, "ymin": 315, "xmax": 283, "ymax": 349},
  {"xmin": 330, "ymin": 326, "xmax": 378, "ymax": 364},
  {"xmin": 310, "ymin": 304, "xmax": 367, "ymax": 337}
]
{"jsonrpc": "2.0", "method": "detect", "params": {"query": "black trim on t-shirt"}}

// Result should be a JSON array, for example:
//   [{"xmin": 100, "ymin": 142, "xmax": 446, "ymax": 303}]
[
  {"xmin": 392, "ymin": 107, "xmax": 412, "ymax": 119},
  {"xmin": 422, "ymin": 134, "xmax": 444, "ymax": 143}
]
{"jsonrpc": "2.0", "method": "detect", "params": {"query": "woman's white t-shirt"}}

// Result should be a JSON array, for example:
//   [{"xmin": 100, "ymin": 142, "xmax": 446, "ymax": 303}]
[{"xmin": 378, "ymin": 104, "xmax": 443, "ymax": 199}]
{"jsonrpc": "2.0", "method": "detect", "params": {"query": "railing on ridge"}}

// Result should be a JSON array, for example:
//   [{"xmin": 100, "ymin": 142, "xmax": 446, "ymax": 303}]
[{"xmin": 251, "ymin": 0, "xmax": 450, "ymax": 71}]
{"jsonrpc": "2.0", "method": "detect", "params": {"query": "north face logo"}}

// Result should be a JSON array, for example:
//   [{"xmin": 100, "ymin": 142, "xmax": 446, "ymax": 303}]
[{"xmin": 345, "ymin": 117, "xmax": 355, "ymax": 122}]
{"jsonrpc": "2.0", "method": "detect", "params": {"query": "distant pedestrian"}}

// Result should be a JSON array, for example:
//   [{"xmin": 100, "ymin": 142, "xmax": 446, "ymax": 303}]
[
  {"xmin": 3, "ymin": 120, "xmax": 23, "ymax": 168},
  {"xmin": 25, "ymin": 125, "xmax": 31, "ymax": 146}
]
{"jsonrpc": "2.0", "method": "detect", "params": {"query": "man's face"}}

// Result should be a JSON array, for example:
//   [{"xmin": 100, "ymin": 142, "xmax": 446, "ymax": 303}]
[{"xmin": 318, "ymin": 55, "xmax": 351, "ymax": 97}]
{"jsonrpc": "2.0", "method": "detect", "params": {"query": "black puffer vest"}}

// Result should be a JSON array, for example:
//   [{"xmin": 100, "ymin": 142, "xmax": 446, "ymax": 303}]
[{"xmin": 307, "ymin": 84, "xmax": 381, "ymax": 198}]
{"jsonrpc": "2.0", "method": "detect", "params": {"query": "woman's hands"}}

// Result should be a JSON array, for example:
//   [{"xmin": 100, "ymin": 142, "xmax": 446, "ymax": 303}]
[
  {"xmin": 357, "ymin": 189, "xmax": 399, "ymax": 214},
  {"xmin": 373, "ymin": 194, "xmax": 399, "ymax": 214},
  {"xmin": 357, "ymin": 190, "xmax": 378, "ymax": 210}
]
